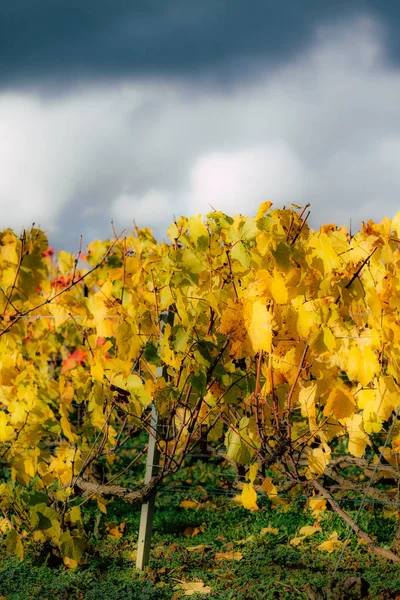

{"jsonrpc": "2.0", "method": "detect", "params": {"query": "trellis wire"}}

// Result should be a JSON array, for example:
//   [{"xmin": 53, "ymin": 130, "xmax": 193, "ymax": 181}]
[
  {"xmin": 10, "ymin": 314, "xmax": 376, "ymax": 342},
  {"xmin": 158, "ymin": 483, "xmax": 400, "ymax": 507}
]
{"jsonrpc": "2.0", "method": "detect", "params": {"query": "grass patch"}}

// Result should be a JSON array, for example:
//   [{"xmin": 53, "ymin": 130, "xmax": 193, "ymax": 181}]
[{"xmin": 1, "ymin": 454, "xmax": 400, "ymax": 599}]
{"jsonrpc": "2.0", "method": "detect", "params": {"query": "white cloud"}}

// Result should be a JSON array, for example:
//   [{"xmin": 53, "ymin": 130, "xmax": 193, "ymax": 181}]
[
  {"xmin": 185, "ymin": 143, "xmax": 309, "ymax": 217},
  {"xmin": 111, "ymin": 188, "xmax": 175, "ymax": 231},
  {"xmin": 1, "ymin": 12, "xmax": 400, "ymax": 247}
]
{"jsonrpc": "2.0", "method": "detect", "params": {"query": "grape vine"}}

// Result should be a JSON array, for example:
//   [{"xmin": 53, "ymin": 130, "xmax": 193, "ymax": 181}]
[{"xmin": 1, "ymin": 202, "xmax": 400, "ymax": 565}]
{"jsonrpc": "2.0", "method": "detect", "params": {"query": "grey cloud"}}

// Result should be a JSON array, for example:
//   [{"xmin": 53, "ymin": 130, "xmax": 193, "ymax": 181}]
[
  {"xmin": 0, "ymin": 0, "xmax": 390, "ymax": 93},
  {"xmin": 1, "ymin": 14, "xmax": 400, "ymax": 251}
]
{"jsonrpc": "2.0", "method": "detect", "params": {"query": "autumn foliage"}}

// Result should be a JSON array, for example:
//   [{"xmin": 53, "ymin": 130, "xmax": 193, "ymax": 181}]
[{"xmin": 1, "ymin": 202, "xmax": 400, "ymax": 565}]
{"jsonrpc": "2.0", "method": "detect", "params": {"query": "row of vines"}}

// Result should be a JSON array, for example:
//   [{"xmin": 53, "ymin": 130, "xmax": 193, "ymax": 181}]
[{"xmin": 1, "ymin": 201, "xmax": 400, "ymax": 565}]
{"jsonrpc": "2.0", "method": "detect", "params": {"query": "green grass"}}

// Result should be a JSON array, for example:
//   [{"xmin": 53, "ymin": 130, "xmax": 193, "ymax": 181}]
[{"xmin": 1, "ymin": 455, "xmax": 400, "ymax": 599}]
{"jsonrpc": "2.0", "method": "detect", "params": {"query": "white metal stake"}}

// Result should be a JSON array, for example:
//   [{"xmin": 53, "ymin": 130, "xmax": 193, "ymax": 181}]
[
  {"xmin": 136, "ymin": 308, "xmax": 174, "ymax": 570},
  {"xmin": 136, "ymin": 400, "xmax": 161, "ymax": 570}
]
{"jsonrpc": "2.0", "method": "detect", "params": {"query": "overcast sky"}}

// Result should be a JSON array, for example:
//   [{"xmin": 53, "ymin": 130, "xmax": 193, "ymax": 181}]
[{"xmin": 2, "ymin": 1, "xmax": 400, "ymax": 250}]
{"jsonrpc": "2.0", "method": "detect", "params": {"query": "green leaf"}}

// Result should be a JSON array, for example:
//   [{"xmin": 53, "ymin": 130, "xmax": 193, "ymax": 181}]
[
  {"xmin": 224, "ymin": 417, "xmax": 259, "ymax": 465},
  {"xmin": 239, "ymin": 219, "xmax": 258, "ymax": 241},
  {"xmin": 59, "ymin": 530, "xmax": 86, "ymax": 562},
  {"xmin": 174, "ymin": 329, "xmax": 189, "ymax": 353},
  {"xmin": 188, "ymin": 215, "xmax": 209, "ymax": 247},
  {"xmin": 6, "ymin": 529, "xmax": 24, "ymax": 561},
  {"xmin": 144, "ymin": 341, "xmax": 160, "ymax": 366},
  {"xmin": 225, "ymin": 430, "xmax": 254, "ymax": 465},
  {"xmin": 30, "ymin": 503, "xmax": 60, "ymax": 536},
  {"xmin": 206, "ymin": 211, "xmax": 234, "ymax": 230},
  {"xmin": 21, "ymin": 491, "xmax": 49, "ymax": 507},
  {"xmin": 231, "ymin": 241, "xmax": 250, "ymax": 268},
  {"xmin": 190, "ymin": 369, "xmax": 207, "ymax": 396},
  {"xmin": 35, "ymin": 511, "xmax": 53, "ymax": 531},
  {"xmin": 180, "ymin": 249, "xmax": 203, "ymax": 275},
  {"xmin": 271, "ymin": 242, "xmax": 291, "ymax": 269}
]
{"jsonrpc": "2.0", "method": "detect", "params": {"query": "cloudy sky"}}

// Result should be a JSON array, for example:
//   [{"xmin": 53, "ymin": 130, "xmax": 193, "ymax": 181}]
[{"xmin": 2, "ymin": 1, "xmax": 400, "ymax": 250}]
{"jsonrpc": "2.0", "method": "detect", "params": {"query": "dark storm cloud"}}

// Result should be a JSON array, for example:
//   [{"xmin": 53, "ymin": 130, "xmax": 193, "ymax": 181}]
[
  {"xmin": 0, "ymin": 0, "xmax": 394, "ymax": 92},
  {"xmin": 2, "ymin": 6, "xmax": 400, "ymax": 252}
]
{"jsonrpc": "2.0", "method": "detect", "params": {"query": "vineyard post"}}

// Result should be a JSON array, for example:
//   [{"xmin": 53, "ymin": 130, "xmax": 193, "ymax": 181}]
[
  {"xmin": 136, "ymin": 308, "xmax": 174, "ymax": 570},
  {"xmin": 135, "ymin": 402, "xmax": 162, "ymax": 570}
]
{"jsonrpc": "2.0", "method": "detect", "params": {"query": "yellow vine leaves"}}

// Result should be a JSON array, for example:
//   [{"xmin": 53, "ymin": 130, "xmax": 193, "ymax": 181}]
[
  {"xmin": 219, "ymin": 298, "xmax": 273, "ymax": 357},
  {"xmin": 1, "ymin": 204, "xmax": 400, "ymax": 560}
]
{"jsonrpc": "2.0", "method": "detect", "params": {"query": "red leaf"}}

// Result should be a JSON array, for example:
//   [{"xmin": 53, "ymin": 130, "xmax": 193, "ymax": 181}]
[{"xmin": 61, "ymin": 349, "xmax": 87, "ymax": 373}]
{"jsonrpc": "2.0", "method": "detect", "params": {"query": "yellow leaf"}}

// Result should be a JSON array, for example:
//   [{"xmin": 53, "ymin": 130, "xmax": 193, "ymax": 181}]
[
  {"xmin": 96, "ymin": 495, "xmax": 107, "ymax": 514},
  {"xmin": 345, "ymin": 345, "xmax": 379, "ymax": 386},
  {"xmin": 47, "ymin": 302, "xmax": 70, "ymax": 327},
  {"xmin": 256, "ymin": 201, "xmax": 273, "ymax": 220},
  {"xmin": 240, "ymin": 483, "xmax": 259, "ymax": 511},
  {"xmin": 219, "ymin": 299, "xmax": 248, "ymax": 357},
  {"xmin": 323, "ymin": 387, "xmax": 356, "ymax": 420},
  {"xmin": 290, "ymin": 536, "xmax": 304, "ymax": 547},
  {"xmin": 60, "ymin": 416, "xmax": 78, "ymax": 443},
  {"xmin": 177, "ymin": 580, "xmax": 212, "ymax": 596},
  {"xmin": 180, "ymin": 500, "xmax": 199, "ymax": 509},
  {"xmin": 261, "ymin": 477, "xmax": 278, "ymax": 498},
  {"xmin": 295, "ymin": 299, "xmax": 320, "ymax": 338},
  {"xmin": 188, "ymin": 215, "xmax": 208, "ymax": 243},
  {"xmin": 91, "ymin": 362, "xmax": 104, "ymax": 381},
  {"xmin": 309, "ymin": 498, "xmax": 327, "ymax": 518},
  {"xmin": 54, "ymin": 487, "xmax": 72, "ymax": 501},
  {"xmin": 292, "ymin": 523, "xmax": 321, "ymax": 545},
  {"xmin": 357, "ymin": 538, "xmax": 368, "ymax": 547},
  {"xmin": 86, "ymin": 239, "xmax": 110, "ymax": 265},
  {"xmin": 97, "ymin": 318, "xmax": 114, "ymax": 338},
  {"xmin": 187, "ymin": 544, "xmax": 212, "ymax": 552},
  {"xmin": 1, "ymin": 236, "xmax": 19, "ymax": 264},
  {"xmin": 343, "ymin": 413, "xmax": 369, "ymax": 457},
  {"xmin": 358, "ymin": 389, "xmax": 382, "ymax": 434},
  {"xmin": 0, "ymin": 518, "xmax": 11, "ymax": 534},
  {"xmin": 376, "ymin": 377, "xmax": 400, "ymax": 421},
  {"xmin": 0, "ymin": 412, "xmax": 14, "ymax": 443},
  {"xmin": 184, "ymin": 526, "xmax": 201, "ymax": 537},
  {"xmin": 236, "ymin": 535, "xmax": 255, "ymax": 545},
  {"xmin": 317, "ymin": 531, "xmax": 342, "ymax": 553},
  {"xmin": 24, "ymin": 458, "xmax": 36, "ymax": 478},
  {"xmin": 269, "ymin": 269, "xmax": 289, "ymax": 304},
  {"xmin": 111, "ymin": 373, "xmax": 152, "ymax": 407},
  {"xmin": 63, "ymin": 557, "xmax": 79, "ymax": 569},
  {"xmin": 220, "ymin": 298, "xmax": 273, "ymax": 357},
  {"xmin": 58, "ymin": 250, "xmax": 75, "ymax": 275},
  {"xmin": 248, "ymin": 462, "xmax": 258, "ymax": 484},
  {"xmin": 215, "ymin": 551, "xmax": 243, "ymax": 561},
  {"xmin": 298, "ymin": 382, "xmax": 318, "ymax": 431},
  {"xmin": 69, "ymin": 506, "xmax": 81, "ymax": 526},
  {"xmin": 260, "ymin": 524, "xmax": 279, "ymax": 536},
  {"xmin": 2, "ymin": 267, "xmax": 17, "ymax": 287},
  {"xmin": 161, "ymin": 344, "xmax": 183, "ymax": 371},
  {"xmin": 244, "ymin": 299, "xmax": 273, "ymax": 354},
  {"xmin": 309, "ymin": 232, "xmax": 341, "ymax": 273},
  {"xmin": 101, "ymin": 280, "xmax": 113, "ymax": 297},
  {"xmin": 106, "ymin": 523, "xmax": 123, "ymax": 539},
  {"xmin": 308, "ymin": 447, "xmax": 330, "ymax": 476},
  {"xmin": 299, "ymin": 525, "xmax": 321, "ymax": 536},
  {"xmin": 322, "ymin": 326, "xmax": 336, "ymax": 351},
  {"xmin": 391, "ymin": 211, "xmax": 400, "ymax": 238}
]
